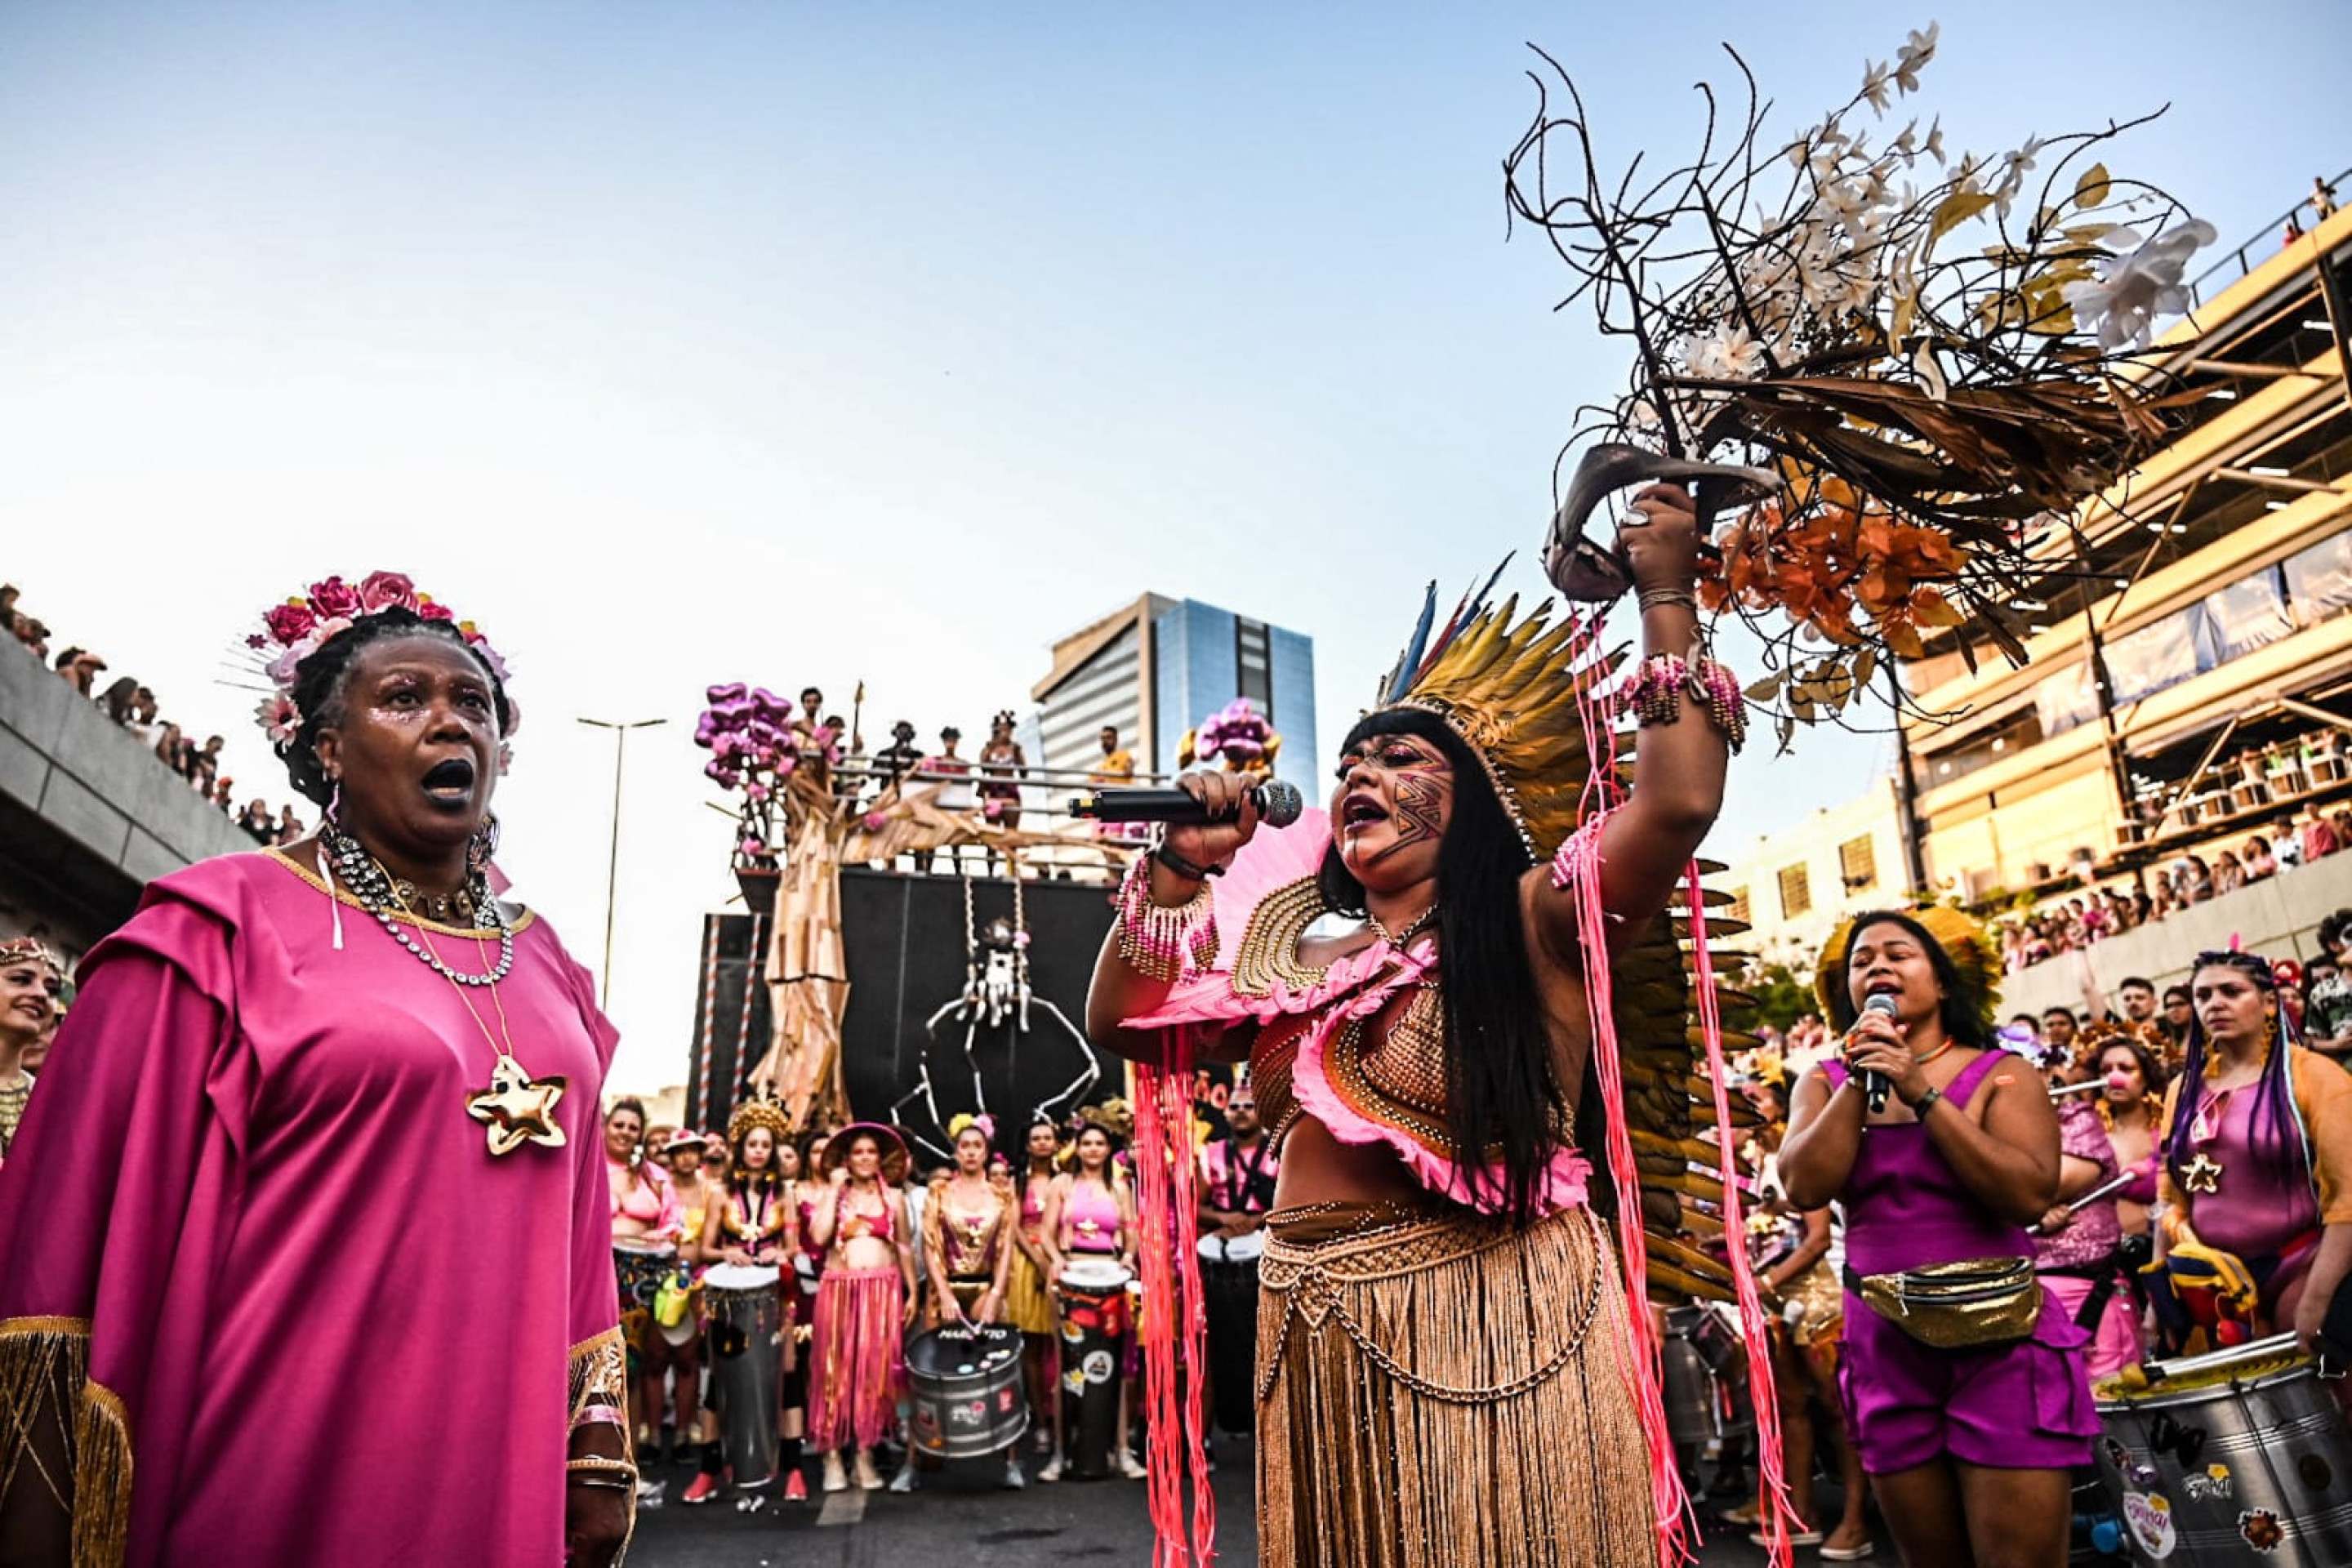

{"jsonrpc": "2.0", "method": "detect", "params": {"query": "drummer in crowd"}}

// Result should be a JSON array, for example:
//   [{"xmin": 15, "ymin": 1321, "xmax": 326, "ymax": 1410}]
[
  {"xmin": 807, "ymin": 1124, "xmax": 918, "ymax": 1494},
  {"xmin": 604, "ymin": 1098, "xmax": 685, "ymax": 1460},
  {"xmin": 1780, "ymin": 911, "xmax": 2097, "ymax": 1568},
  {"xmin": 637, "ymin": 1129, "xmax": 714, "ymax": 1465},
  {"xmin": 1196, "ymin": 1079, "xmax": 1278, "ymax": 1441},
  {"xmin": 1746, "ymin": 1067, "xmax": 1874, "ymax": 1561},
  {"xmin": 1041, "ymin": 1118, "xmax": 1143, "ymax": 1482},
  {"xmin": 1004, "ymin": 1116, "xmax": 1065, "ymax": 1463},
  {"xmin": 2090, "ymin": 1036, "xmax": 2166, "ymax": 1244},
  {"xmin": 2151, "ymin": 951, "xmax": 2352, "ymax": 1356},
  {"xmin": 902, "ymin": 1114, "xmax": 1026, "ymax": 1490},
  {"xmin": 2028, "ymin": 1036, "xmax": 2140, "ymax": 1381},
  {"xmin": 688, "ymin": 1097, "xmax": 796, "ymax": 1504}
]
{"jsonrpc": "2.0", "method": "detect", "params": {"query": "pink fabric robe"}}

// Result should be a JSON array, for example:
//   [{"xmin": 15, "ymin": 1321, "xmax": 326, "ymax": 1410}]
[{"xmin": 0, "ymin": 850, "xmax": 622, "ymax": 1566}]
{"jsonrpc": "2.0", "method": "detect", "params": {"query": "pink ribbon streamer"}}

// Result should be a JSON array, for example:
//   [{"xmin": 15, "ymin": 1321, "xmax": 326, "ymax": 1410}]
[
  {"xmin": 1134, "ymin": 1032, "xmax": 1215, "ymax": 1566},
  {"xmin": 1686, "ymin": 864, "xmax": 1797, "ymax": 1567}
]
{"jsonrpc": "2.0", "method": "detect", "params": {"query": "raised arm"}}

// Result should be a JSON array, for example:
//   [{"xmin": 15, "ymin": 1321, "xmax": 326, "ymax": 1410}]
[
  {"xmin": 1085, "ymin": 771, "xmax": 1262, "ymax": 1062},
  {"xmin": 1533, "ymin": 484, "xmax": 1729, "ymax": 960}
]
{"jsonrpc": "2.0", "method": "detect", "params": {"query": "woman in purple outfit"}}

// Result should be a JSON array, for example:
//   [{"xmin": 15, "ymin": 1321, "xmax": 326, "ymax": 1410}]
[{"xmin": 1780, "ymin": 909, "xmax": 2096, "ymax": 1568}]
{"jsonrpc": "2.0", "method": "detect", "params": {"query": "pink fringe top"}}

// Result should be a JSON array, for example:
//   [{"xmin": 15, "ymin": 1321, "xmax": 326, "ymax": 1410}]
[{"xmin": 1125, "ymin": 811, "xmax": 1590, "ymax": 1217}]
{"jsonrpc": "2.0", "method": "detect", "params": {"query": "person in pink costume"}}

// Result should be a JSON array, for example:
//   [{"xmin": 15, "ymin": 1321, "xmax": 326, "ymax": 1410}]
[
  {"xmin": 804, "ymin": 1122, "xmax": 915, "ymax": 1494},
  {"xmin": 0, "ymin": 579, "xmax": 631, "ymax": 1566},
  {"xmin": 1782, "ymin": 911, "xmax": 2096, "ymax": 1568}
]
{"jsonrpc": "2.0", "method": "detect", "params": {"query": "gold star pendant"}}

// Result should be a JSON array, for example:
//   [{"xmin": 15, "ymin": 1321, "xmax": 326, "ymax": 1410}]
[
  {"xmin": 466, "ymin": 1054, "xmax": 569, "ymax": 1156},
  {"xmin": 2181, "ymin": 1151, "xmax": 2224, "ymax": 1196}
]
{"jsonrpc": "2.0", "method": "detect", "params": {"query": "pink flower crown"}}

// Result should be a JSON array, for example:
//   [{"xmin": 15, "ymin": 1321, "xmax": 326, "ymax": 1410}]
[{"xmin": 243, "ymin": 572, "xmax": 514, "ymax": 746}]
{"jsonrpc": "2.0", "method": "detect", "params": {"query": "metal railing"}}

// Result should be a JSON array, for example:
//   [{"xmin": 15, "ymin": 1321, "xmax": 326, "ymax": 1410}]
[{"xmin": 2188, "ymin": 164, "xmax": 2351, "ymax": 305}]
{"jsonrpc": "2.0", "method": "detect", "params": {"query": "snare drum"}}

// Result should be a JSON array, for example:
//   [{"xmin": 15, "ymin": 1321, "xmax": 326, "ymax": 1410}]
[
  {"xmin": 703, "ymin": 1263, "xmax": 783, "ymax": 1488},
  {"xmin": 1056, "ymin": 1258, "xmax": 1133, "ymax": 1479},
  {"xmin": 2092, "ymin": 1333, "xmax": 2352, "ymax": 1565}
]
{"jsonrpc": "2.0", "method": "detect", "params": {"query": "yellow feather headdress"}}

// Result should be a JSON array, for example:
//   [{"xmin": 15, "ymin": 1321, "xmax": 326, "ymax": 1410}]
[
  {"xmin": 726, "ymin": 1090, "xmax": 793, "ymax": 1147},
  {"xmin": 1813, "ymin": 906, "xmax": 2003, "ymax": 1040},
  {"xmin": 1377, "ymin": 577, "xmax": 1614, "ymax": 862}
]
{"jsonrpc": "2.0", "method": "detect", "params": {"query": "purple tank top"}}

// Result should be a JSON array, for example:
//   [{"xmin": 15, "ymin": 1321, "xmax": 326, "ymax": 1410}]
[
  {"xmin": 1822, "ymin": 1051, "xmax": 2032, "ymax": 1276},
  {"xmin": 2176, "ymin": 1080, "xmax": 2321, "ymax": 1262}
]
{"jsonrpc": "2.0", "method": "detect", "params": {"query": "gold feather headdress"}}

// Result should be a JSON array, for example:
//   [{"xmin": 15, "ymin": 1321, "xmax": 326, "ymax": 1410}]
[
  {"xmin": 1374, "ymin": 565, "xmax": 1614, "ymax": 862},
  {"xmin": 1814, "ymin": 906, "xmax": 2003, "ymax": 1040},
  {"xmin": 726, "ymin": 1090, "xmax": 793, "ymax": 1147}
]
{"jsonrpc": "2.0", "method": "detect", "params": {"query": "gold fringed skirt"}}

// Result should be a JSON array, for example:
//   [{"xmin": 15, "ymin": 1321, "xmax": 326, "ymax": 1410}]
[{"xmin": 1255, "ymin": 1202, "xmax": 1656, "ymax": 1568}]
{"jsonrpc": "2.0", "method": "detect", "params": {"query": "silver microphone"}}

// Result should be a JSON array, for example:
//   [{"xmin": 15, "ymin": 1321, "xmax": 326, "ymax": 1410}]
[{"xmin": 1860, "ymin": 992, "xmax": 1901, "ymax": 1114}]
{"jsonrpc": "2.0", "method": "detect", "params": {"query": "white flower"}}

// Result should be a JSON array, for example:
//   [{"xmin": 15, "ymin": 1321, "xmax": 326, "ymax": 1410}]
[
  {"xmin": 1922, "ymin": 117, "xmax": 1946, "ymax": 165},
  {"xmin": 1686, "ymin": 322, "xmax": 1768, "ymax": 381},
  {"xmin": 1889, "ymin": 121, "xmax": 1918, "ymax": 164},
  {"xmin": 1860, "ymin": 60, "xmax": 1894, "ymax": 114},
  {"xmin": 2060, "ymin": 219, "xmax": 2220, "ymax": 350},
  {"xmin": 2002, "ymin": 136, "xmax": 2045, "ymax": 187},
  {"xmin": 1895, "ymin": 21, "xmax": 1939, "ymax": 91}
]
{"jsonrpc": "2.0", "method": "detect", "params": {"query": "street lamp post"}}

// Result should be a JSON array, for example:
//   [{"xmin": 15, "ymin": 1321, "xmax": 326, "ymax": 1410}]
[{"xmin": 577, "ymin": 715, "xmax": 668, "ymax": 1009}]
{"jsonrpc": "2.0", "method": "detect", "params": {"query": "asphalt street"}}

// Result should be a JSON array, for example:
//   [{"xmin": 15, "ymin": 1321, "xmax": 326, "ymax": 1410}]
[{"xmin": 627, "ymin": 1437, "xmax": 1784, "ymax": 1566}]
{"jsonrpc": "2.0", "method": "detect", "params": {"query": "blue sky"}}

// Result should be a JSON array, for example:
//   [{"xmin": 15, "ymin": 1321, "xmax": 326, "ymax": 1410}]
[{"xmin": 2, "ymin": 2, "xmax": 2343, "ymax": 1090}]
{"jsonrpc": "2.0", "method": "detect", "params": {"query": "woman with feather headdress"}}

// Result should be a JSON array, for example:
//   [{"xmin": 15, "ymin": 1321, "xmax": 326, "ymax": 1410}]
[{"xmin": 1087, "ymin": 486, "xmax": 1765, "ymax": 1566}]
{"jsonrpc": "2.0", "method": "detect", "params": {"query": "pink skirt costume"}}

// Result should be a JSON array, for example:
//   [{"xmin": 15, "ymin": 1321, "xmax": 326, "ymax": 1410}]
[
  {"xmin": 807, "ymin": 1192, "xmax": 906, "ymax": 1451},
  {"xmin": 1823, "ymin": 1053, "xmax": 2099, "ymax": 1474},
  {"xmin": 2032, "ymin": 1098, "xmax": 2142, "ymax": 1380}
]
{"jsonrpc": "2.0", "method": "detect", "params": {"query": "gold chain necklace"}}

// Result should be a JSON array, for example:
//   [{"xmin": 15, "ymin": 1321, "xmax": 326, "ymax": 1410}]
[
  {"xmin": 1367, "ymin": 903, "xmax": 1439, "ymax": 948},
  {"xmin": 394, "ymin": 887, "xmax": 569, "ymax": 1157}
]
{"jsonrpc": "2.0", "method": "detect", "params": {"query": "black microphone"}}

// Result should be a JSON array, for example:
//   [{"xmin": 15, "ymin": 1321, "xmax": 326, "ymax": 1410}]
[
  {"xmin": 1861, "ymin": 991, "xmax": 1900, "ymax": 1114},
  {"xmin": 1067, "ymin": 778, "xmax": 1305, "ymax": 830}
]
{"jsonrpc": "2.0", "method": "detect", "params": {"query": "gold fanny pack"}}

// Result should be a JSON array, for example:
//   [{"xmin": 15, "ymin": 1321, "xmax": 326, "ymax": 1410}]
[{"xmin": 1845, "ymin": 1257, "xmax": 2039, "ymax": 1350}]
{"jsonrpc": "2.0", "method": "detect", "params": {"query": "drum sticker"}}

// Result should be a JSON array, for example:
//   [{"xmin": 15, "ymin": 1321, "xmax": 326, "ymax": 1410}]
[
  {"xmin": 2146, "ymin": 1412, "xmax": 2207, "ymax": 1468},
  {"xmin": 2119, "ymin": 1492, "xmax": 2176, "ymax": 1561},
  {"xmin": 951, "ymin": 1397, "xmax": 987, "ymax": 1429},
  {"xmin": 2183, "ymin": 1463, "xmax": 2234, "ymax": 1503},
  {"xmin": 998, "ymin": 1388, "xmax": 1018, "ymax": 1413},
  {"xmin": 2238, "ymin": 1508, "xmax": 2285, "ymax": 1554},
  {"xmin": 1082, "ymin": 1350, "xmax": 1116, "ymax": 1385},
  {"xmin": 2298, "ymin": 1452, "xmax": 2334, "ymax": 1492},
  {"xmin": 2101, "ymin": 1437, "xmax": 2131, "ymax": 1473}
]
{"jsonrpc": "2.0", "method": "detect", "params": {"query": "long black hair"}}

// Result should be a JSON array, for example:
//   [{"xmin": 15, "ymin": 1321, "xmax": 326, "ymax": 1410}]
[
  {"xmin": 2164, "ymin": 951, "xmax": 2301, "ymax": 1185},
  {"xmin": 278, "ymin": 608, "xmax": 512, "ymax": 807},
  {"xmin": 1316, "ymin": 706, "xmax": 1565, "ymax": 1226},
  {"xmin": 1833, "ymin": 910, "xmax": 1995, "ymax": 1049}
]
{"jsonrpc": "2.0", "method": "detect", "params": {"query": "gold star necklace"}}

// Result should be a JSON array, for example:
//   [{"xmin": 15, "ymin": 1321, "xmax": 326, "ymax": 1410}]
[
  {"xmin": 327, "ymin": 826, "xmax": 568, "ymax": 1158},
  {"xmin": 399, "ymin": 904, "xmax": 568, "ymax": 1158}
]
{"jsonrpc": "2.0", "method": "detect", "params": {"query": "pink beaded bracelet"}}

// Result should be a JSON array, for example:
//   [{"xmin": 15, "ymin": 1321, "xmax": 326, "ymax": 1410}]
[
  {"xmin": 1628, "ymin": 649, "xmax": 1748, "ymax": 754},
  {"xmin": 1113, "ymin": 850, "xmax": 1218, "ymax": 980}
]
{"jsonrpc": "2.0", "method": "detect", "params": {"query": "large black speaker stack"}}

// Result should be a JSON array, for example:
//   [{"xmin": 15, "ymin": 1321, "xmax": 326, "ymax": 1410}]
[{"xmin": 687, "ymin": 867, "xmax": 1118, "ymax": 1149}]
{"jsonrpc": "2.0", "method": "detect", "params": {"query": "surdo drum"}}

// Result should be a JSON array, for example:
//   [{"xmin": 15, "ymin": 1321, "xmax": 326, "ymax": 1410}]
[
  {"xmin": 906, "ymin": 1324, "xmax": 1030, "ymax": 1460},
  {"xmin": 2092, "ymin": 1333, "xmax": 2352, "ymax": 1565},
  {"xmin": 703, "ymin": 1262, "xmax": 783, "ymax": 1486}
]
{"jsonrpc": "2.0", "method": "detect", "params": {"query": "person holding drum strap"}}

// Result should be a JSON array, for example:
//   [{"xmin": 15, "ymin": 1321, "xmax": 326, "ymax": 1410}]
[
  {"xmin": 807, "ymin": 1123, "xmax": 917, "ymax": 1493},
  {"xmin": 686, "ymin": 1095, "xmax": 795, "ymax": 1505},
  {"xmin": 1004, "ymin": 1116, "xmax": 1064, "ymax": 1460},
  {"xmin": 606, "ymin": 1097, "xmax": 686, "ymax": 1458},
  {"xmin": 1040, "ymin": 1119, "xmax": 1143, "ymax": 1482},
  {"xmin": 2152, "ymin": 951, "xmax": 2352, "ymax": 1357},
  {"xmin": 1781, "ymin": 909, "xmax": 2098, "ymax": 1568},
  {"xmin": 902, "ymin": 1116, "xmax": 1025, "ymax": 1490}
]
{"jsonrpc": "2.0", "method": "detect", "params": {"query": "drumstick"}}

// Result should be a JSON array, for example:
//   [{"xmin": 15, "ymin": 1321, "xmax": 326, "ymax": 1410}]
[
  {"xmin": 2027, "ymin": 1172, "xmax": 2135, "ymax": 1235},
  {"xmin": 2049, "ymin": 1080, "xmax": 2107, "ymax": 1098},
  {"xmin": 2062, "ymin": 1173, "xmax": 2133, "ymax": 1214}
]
